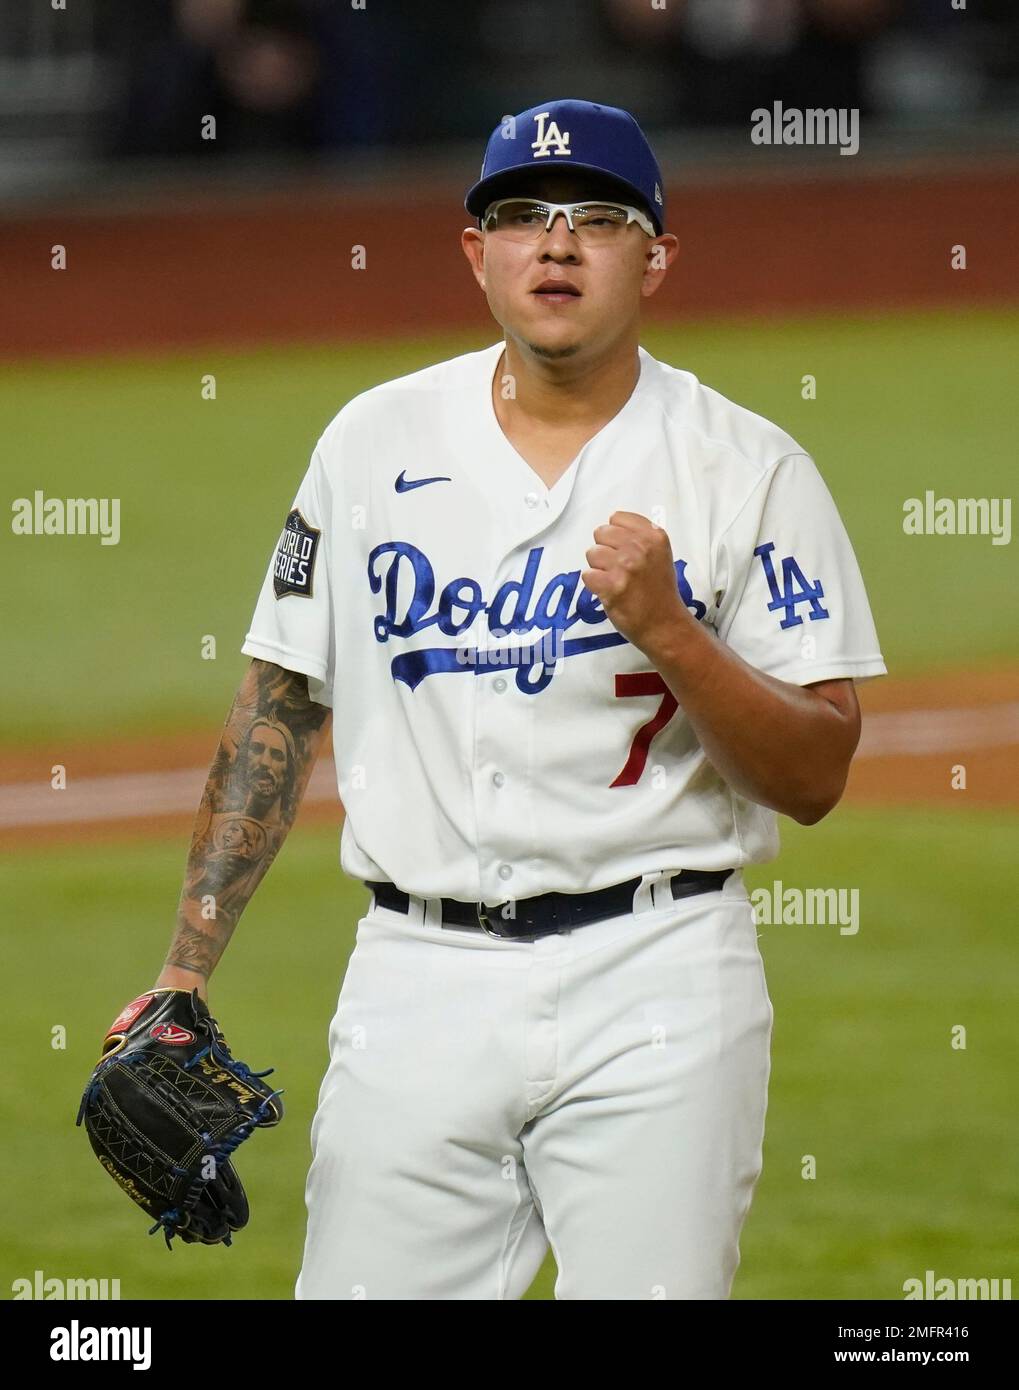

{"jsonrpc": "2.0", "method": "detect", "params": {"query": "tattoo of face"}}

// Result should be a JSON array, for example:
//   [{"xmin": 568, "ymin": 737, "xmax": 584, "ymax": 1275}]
[{"xmin": 173, "ymin": 660, "xmax": 328, "ymax": 952}]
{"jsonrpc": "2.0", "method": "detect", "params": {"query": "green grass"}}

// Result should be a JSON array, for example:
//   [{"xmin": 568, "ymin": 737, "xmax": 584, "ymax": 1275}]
[
  {"xmin": 1, "ymin": 804, "xmax": 1015, "ymax": 1299},
  {"xmin": 740, "ymin": 804, "xmax": 1019, "ymax": 1299},
  {"xmin": 4, "ymin": 307, "xmax": 1017, "ymax": 745}
]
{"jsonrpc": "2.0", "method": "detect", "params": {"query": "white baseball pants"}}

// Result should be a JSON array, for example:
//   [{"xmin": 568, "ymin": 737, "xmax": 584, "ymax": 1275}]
[{"xmin": 294, "ymin": 868, "xmax": 773, "ymax": 1300}]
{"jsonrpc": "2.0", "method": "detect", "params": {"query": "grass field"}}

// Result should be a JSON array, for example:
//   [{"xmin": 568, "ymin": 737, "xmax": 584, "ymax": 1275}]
[
  {"xmin": 4, "ymin": 307, "xmax": 1016, "ymax": 1300},
  {"xmin": 4, "ymin": 307, "xmax": 1017, "ymax": 743},
  {"xmin": 2, "ymin": 805, "xmax": 1015, "ymax": 1300}
]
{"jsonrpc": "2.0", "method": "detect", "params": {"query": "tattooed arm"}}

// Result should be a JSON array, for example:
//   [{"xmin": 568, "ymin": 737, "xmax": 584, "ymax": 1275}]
[{"xmin": 154, "ymin": 659, "xmax": 332, "ymax": 1000}]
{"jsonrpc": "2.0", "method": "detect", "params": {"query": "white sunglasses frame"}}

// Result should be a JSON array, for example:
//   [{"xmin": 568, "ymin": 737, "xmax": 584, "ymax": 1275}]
[{"xmin": 480, "ymin": 197, "xmax": 657, "ymax": 240}]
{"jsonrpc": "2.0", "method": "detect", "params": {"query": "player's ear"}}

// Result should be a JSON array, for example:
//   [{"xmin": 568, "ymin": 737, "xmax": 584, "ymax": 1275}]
[
  {"xmin": 461, "ymin": 227, "xmax": 489, "ymax": 293},
  {"xmin": 641, "ymin": 233, "xmax": 679, "ymax": 298}
]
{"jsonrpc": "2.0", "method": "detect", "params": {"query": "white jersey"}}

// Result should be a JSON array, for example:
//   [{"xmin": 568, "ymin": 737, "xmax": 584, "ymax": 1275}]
[{"xmin": 242, "ymin": 340, "xmax": 886, "ymax": 902}]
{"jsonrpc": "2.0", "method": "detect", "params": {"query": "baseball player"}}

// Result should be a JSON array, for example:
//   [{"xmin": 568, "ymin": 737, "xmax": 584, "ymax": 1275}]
[{"xmin": 154, "ymin": 98, "xmax": 886, "ymax": 1299}]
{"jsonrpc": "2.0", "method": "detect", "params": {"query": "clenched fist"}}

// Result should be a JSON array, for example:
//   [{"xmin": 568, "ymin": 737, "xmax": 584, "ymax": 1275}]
[{"xmin": 581, "ymin": 510, "xmax": 690, "ymax": 655}]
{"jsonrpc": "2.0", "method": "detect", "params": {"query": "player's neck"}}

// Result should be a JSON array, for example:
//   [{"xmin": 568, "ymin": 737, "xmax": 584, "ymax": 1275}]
[{"xmin": 495, "ymin": 338, "xmax": 641, "ymax": 432}]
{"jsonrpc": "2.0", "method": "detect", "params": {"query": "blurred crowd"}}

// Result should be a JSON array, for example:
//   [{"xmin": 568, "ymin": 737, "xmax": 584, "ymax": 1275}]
[{"xmin": 65, "ymin": 0, "xmax": 1019, "ymax": 158}]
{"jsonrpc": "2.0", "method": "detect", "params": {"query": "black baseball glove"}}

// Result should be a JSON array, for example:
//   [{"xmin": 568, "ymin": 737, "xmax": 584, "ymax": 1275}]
[{"xmin": 76, "ymin": 986, "xmax": 284, "ymax": 1249}]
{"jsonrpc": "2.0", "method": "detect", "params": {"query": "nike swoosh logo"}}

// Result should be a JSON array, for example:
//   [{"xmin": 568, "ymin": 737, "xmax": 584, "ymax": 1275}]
[{"xmin": 395, "ymin": 470, "xmax": 452, "ymax": 493}]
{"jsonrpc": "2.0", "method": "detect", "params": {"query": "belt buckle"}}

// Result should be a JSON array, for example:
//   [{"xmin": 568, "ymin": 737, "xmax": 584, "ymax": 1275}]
[
  {"xmin": 476, "ymin": 900, "xmax": 536, "ymax": 942},
  {"xmin": 476, "ymin": 900, "xmax": 506, "ymax": 939}
]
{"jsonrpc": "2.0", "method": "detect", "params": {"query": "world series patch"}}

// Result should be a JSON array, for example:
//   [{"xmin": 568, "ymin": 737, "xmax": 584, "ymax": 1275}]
[{"xmin": 273, "ymin": 509, "xmax": 320, "ymax": 599}]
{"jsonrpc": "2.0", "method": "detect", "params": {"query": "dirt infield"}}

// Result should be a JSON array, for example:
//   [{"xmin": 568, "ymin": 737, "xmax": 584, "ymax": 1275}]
[
  {"xmin": 3, "ymin": 669, "xmax": 1016, "ymax": 849},
  {"xmin": 2, "ymin": 163, "xmax": 1017, "ymax": 357}
]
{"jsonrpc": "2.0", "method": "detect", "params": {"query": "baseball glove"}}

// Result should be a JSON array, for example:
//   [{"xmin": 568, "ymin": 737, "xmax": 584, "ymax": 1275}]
[{"xmin": 75, "ymin": 986, "xmax": 284, "ymax": 1249}]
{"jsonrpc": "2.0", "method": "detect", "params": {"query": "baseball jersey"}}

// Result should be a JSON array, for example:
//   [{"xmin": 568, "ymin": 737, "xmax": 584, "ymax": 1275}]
[{"xmin": 241, "ymin": 341, "xmax": 886, "ymax": 902}]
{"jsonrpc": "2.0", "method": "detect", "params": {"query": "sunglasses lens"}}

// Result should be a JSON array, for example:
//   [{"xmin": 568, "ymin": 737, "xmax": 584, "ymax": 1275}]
[
  {"xmin": 484, "ymin": 201, "xmax": 632, "ymax": 243},
  {"xmin": 484, "ymin": 202, "xmax": 552, "ymax": 238},
  {"xmin": 571, "ymin": 205, "xmax": 629, "ymax": 243}
]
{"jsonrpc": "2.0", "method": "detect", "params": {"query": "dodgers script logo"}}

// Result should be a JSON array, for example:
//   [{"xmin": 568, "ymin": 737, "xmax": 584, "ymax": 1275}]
[{"xmin": 367, "ymin": 541, "xmax": 706, "ymax": 695}]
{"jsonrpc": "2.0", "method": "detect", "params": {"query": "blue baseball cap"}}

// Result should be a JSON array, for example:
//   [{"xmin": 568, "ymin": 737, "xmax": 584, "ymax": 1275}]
[{"xmin": 464, "ymin": 98, "xmax": 666, "ymax": 236}]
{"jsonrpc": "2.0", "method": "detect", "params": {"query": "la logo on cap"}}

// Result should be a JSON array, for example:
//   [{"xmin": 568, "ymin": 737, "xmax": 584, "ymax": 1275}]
[{"xmin": 531, "ymin": 110, "xmax": 571, "ymax": 159}]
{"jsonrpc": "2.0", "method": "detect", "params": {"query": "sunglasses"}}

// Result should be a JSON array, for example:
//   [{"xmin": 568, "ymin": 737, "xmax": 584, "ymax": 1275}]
[{"xmin": 481, "ymin": 198, "xmax": 657, "ymax": 244}]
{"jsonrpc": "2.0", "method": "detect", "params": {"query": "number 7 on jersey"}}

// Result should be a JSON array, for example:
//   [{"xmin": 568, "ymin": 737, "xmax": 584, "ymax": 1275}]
[{"xmin": 609, "ymin": 672, "xmax": 679, "ymax": 787}]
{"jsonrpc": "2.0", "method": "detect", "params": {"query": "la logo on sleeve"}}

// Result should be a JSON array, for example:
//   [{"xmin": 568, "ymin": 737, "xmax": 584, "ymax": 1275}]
[{"xmin": 273, "ymin": 509, "xmax": 320, "ymax": 599}]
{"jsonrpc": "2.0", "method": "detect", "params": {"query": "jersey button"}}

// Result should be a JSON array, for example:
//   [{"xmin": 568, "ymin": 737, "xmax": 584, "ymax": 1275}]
[
  {"xmin": 524, "ymin": 492, "xmax": 540, "ymax": 508},
  {"xmin": 492, "ymin": 771, "xmax": 505, "ymax": 788},
  {"xmin": 493, "ymin": 676, "xmax": 508, "ymax": 693},
  {"xmin": 498, "ymin": 863, "xmax": 513, "ymax": 881}
]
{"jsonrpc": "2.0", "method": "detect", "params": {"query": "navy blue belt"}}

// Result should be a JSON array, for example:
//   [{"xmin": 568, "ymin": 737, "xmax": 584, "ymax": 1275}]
[{"xmin": 366, "ymin": 869, "xmax": 733, "ymax": 941}]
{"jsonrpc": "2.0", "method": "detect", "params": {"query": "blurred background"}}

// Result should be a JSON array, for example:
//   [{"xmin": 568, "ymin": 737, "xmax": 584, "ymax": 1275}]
[
  {"xmin": 0, "ymin": 0, "xmax": 1017, "ymax": 177},
  {"xmin": 1, "ymin": 0, "xmax": 1016, "ymax": 1303}
]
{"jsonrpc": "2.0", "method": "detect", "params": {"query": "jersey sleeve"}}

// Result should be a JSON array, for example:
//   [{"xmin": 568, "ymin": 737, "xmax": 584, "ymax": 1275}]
[
  {"xmin": 713, "ymin": 451, "xmax": 887, "ymax": 685},
  {"xmin": 240, "ymin": 438, "xmax": 335, "ymax": 708}
]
